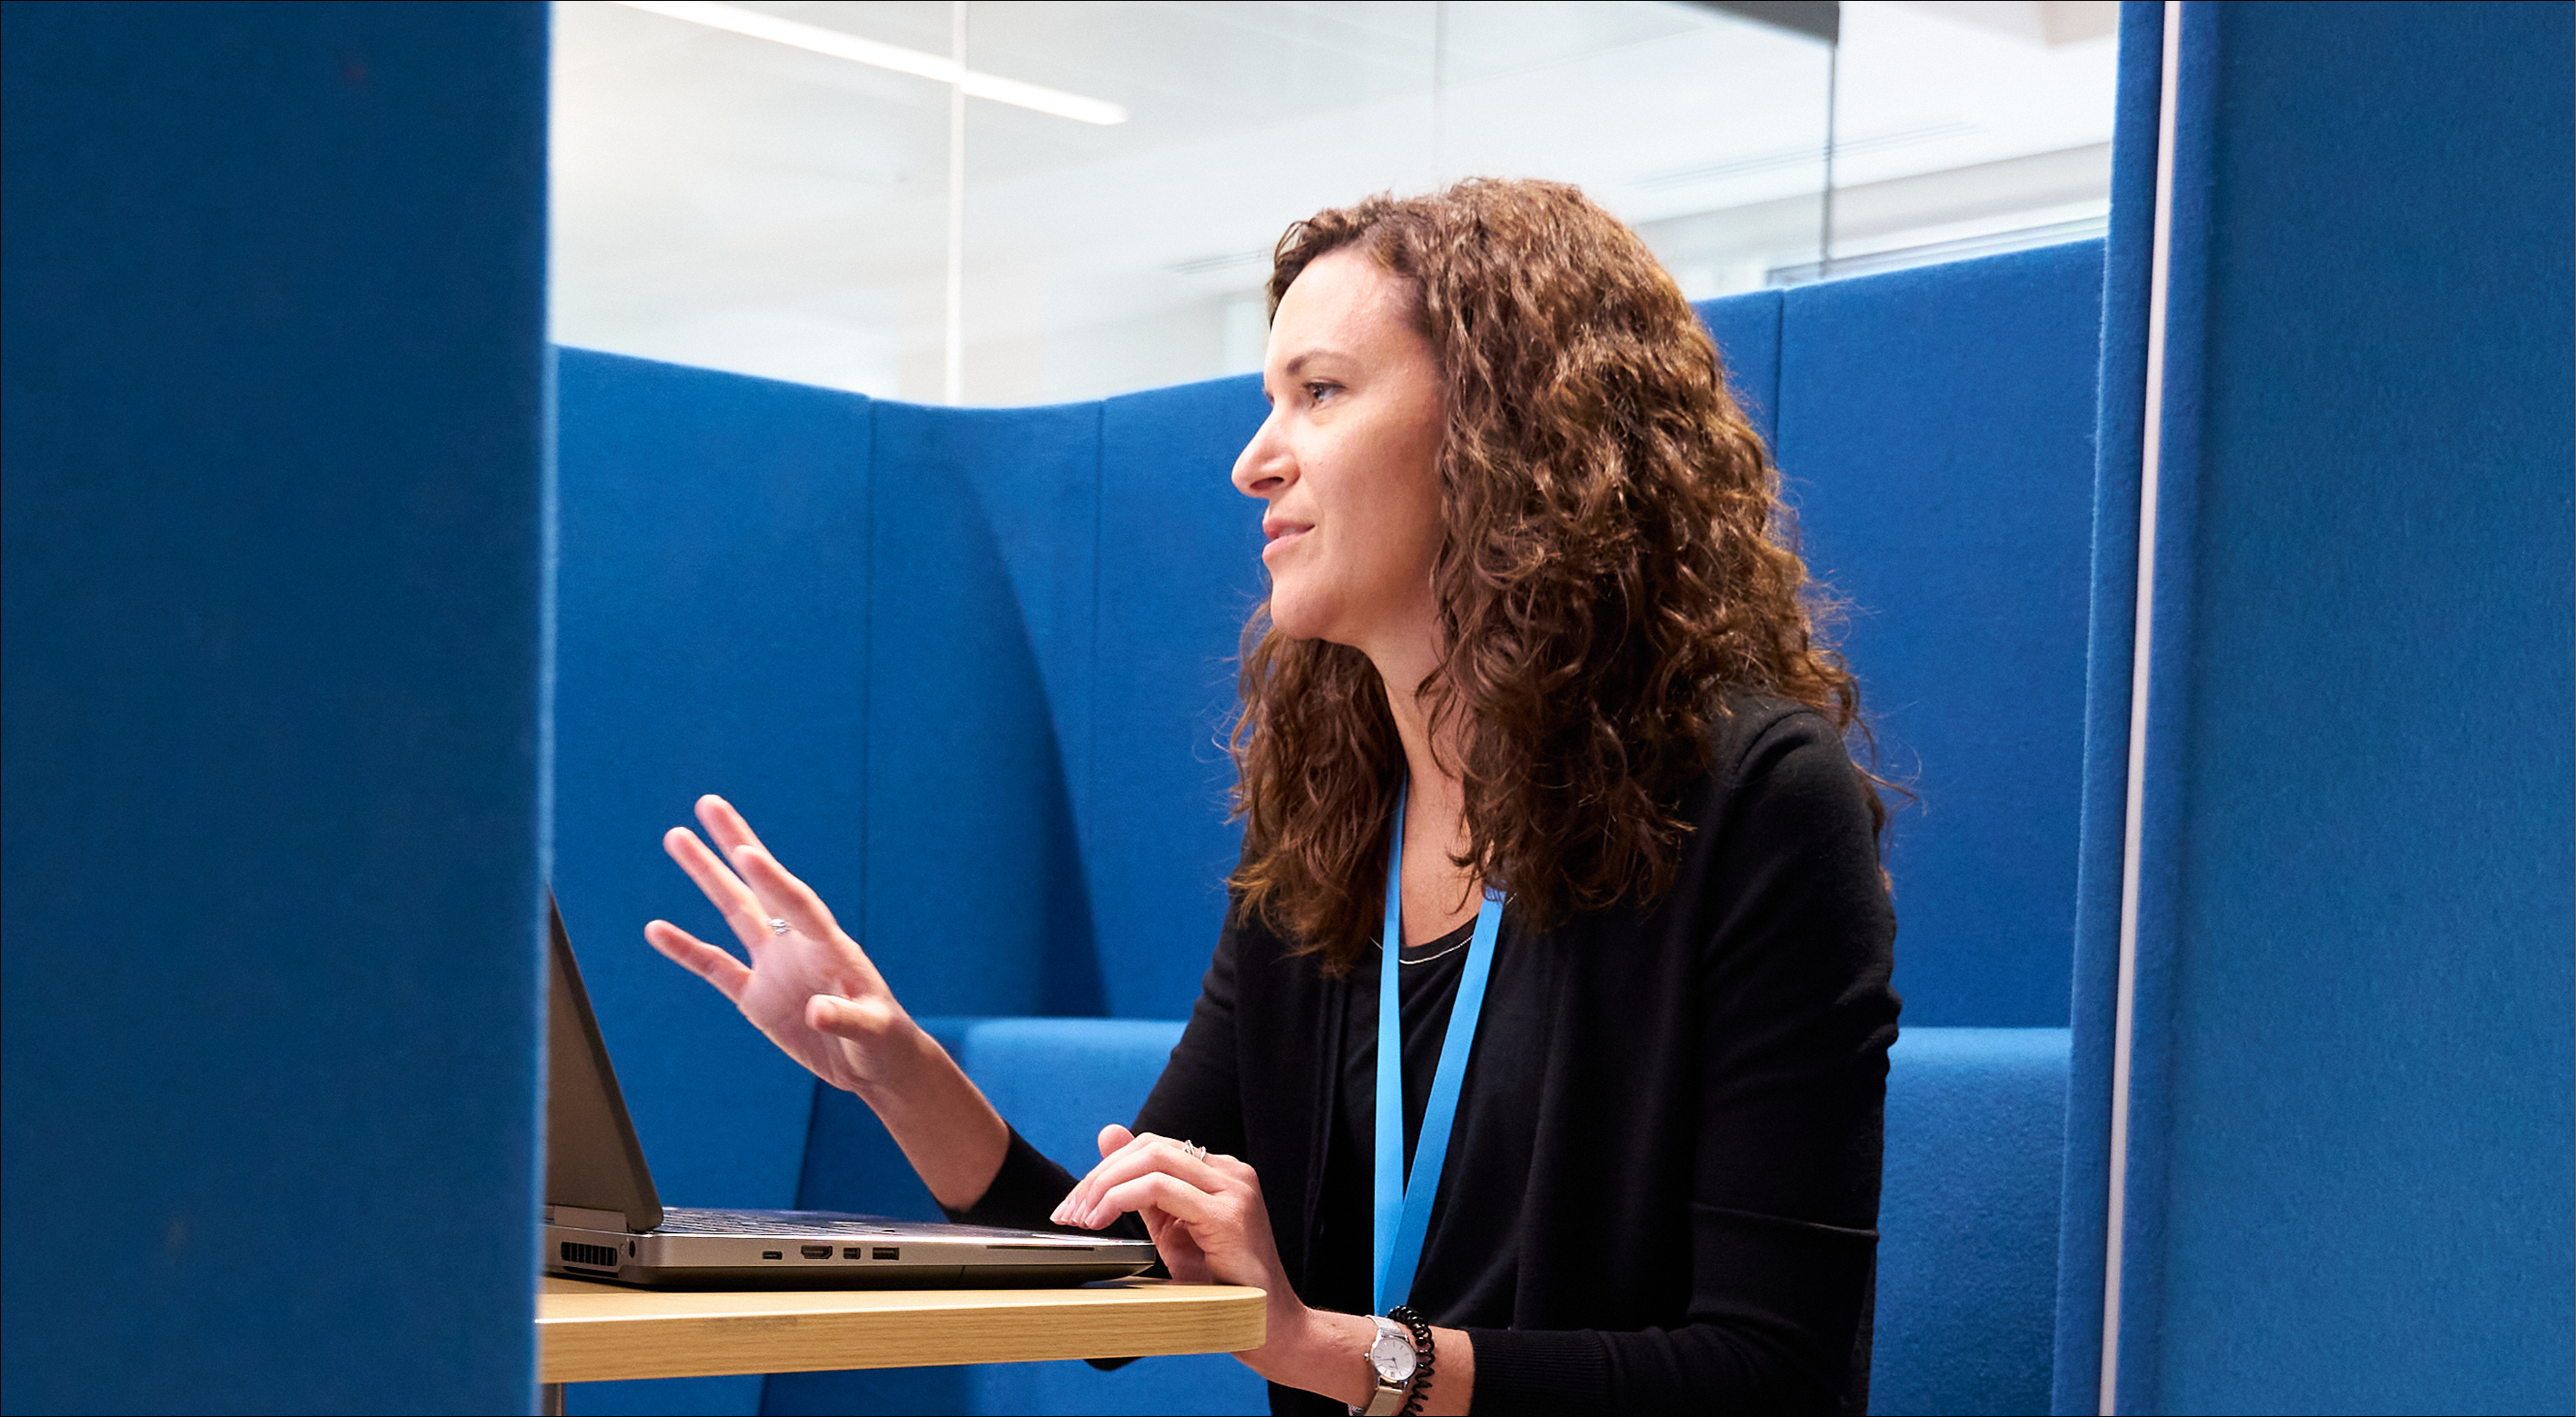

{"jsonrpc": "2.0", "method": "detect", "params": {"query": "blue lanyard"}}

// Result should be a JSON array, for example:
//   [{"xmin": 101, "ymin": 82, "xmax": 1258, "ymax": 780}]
[{"xmin": 1373, "ymin": 785, "xmax": 1506, "ymax": 1316}]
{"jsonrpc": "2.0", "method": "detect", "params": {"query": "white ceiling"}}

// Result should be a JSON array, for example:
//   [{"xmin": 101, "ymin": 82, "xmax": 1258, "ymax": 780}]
[{"xmin": 552, "ymin": 1, "xmax": 2119, "ymax": 404}]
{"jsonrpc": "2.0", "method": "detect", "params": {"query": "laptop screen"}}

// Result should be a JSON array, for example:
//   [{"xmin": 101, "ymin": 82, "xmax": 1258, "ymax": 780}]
[{"xmin": 545, "ymin": 893, "xmax": 665, "ymax": 1232}]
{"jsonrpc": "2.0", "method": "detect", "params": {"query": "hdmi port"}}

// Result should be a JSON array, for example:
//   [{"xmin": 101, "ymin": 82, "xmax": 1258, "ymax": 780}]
[{"xmin": 801, "ymin": 1244, "xmax": 833, "ymax": 1260}]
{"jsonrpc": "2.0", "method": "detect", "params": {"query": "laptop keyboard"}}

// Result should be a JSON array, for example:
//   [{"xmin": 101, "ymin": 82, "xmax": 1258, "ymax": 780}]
[{"xmin": 653, "ymin": 1207, "xmax": 903, "ymax": 1238}]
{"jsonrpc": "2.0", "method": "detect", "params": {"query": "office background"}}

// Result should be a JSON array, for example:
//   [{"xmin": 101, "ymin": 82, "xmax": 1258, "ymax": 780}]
[{"xmin": 3, "ymin": 3, "xmax": 2569, "ymax": 1414}]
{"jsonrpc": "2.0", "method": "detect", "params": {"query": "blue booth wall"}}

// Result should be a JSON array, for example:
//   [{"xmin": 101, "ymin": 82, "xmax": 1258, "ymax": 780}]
[
  {"xmin": 554, "ymin": 238, "xmax": 2105, "ymax": 1415},
  {"xmin": 7, "ymin": 4, "xmax": 2560, "ymax": 1412},
  {"xmin": 1, "ymin": 4, "xmax": 549, "ymax": 1413},
  {"xmin": 2055, "ymin": 4, "xmax": 2575, "ymax": 1413}
]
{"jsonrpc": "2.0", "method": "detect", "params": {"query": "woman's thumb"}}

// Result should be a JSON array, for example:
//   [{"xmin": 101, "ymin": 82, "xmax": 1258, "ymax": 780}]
[
  {"xmin": 804, "ymin": 992, "xmax": 893, "ymax": 1038},
  {"xmin": 1097, "ymin": 1123, "xmax": 1135, "ymax": 1159}
]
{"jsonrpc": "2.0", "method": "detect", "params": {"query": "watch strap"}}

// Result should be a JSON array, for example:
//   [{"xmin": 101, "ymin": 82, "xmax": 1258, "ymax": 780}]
[
  {"xmin": 1352, "ymin": 1315, "xmax": 1417, "ymax": 1416},
  {"xmin": 1388, "ymin": 1306, "xmax": 1436, "ymax": 1416}
]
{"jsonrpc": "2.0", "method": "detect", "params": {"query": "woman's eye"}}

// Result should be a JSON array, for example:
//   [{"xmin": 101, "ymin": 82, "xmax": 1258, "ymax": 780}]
[{"xmin": 1306, "ymin": 382, "xmax": 1339, "ymax": 403}]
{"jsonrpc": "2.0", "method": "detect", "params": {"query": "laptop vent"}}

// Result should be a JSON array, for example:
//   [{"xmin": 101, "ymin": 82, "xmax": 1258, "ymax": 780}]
[{"xmin": 560, "ymin": 1241, "xmax": 618, "ymax": 1269}]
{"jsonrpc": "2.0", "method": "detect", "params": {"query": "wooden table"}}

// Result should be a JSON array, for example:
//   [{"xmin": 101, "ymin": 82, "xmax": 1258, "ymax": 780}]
[{"xmin": 537, "ymin": 1275, "xmax": 1266, "ymax": 1406}]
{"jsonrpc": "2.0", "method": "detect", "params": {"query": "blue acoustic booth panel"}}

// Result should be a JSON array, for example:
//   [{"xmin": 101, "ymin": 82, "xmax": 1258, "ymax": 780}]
[
  {"xmin": 867, "ymin": 402, "xmax": 1107, "ymax": 1021},
  {"xmin": 2105, "ymin": 4, "xmax": 2575, "ymax": 1412},
  {"xmin": 1087, "ymin": 378, "xmax": 1274, "ymax": 1021},
  {"xmin": 1, "ymin": 3, "xmax": 547, "ymax": 1413},
  {"xmin": 771, "ymin": 1020, "xmax": 1266, "ymax": 1416},
  {"xmin": 1872, "ymin": 1028, "xmax": 2071, "ymax": 1415},
  {"xmin": 555, "ymin": 348, "xmax": 878, "ymax": 1416},
  {"xmin": 1694, "ymin": 287, "xmax": 1785, "ymax": 453},
  {"xmin": 2052, "ymin": 5, "xmax": 2165, "ymax": 1407},
  {"xmin": 1775, "ymin": 242, "xmax": 2106, "ymax": 1026}
]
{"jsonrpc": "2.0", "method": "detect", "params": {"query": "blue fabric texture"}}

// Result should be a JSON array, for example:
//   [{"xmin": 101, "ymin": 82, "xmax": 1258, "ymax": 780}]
[
  {"xmin": 866, "ymin": 400, "xmax": 1109, "ymax": 1020},
  {"xmin": 2110, "ymin": 4, "xmax": 2576, "ymax": 1412},
  {"xmin": 0, "ymin": 3, "xmax": 548, "ymax": 1412},
  {"xmin": 2052, "ymin": 5, "xmax": 2165, "ymax": 1410},
  {"xmin": 1085, "ymin": 379, "xmax": 1273, "ymax": 1019},
  {"xmin": 1776, "ymin": 243, "xmax": 2107, "ymax": 1026},
  {"xmin": 1873, "ymin": 1029, "xmax": 2071, "ymax": 1415},
  {"xmin": 1696, "ymin": 287, "xmax": 1786, "ymax": 452},
  {"xmin": 17, "ymin": 0, "xmax": 2561, "ymax": 1409},
  {"xmin": 552, "ymin": 348, "xmax": 879, "ymax": 1417}
]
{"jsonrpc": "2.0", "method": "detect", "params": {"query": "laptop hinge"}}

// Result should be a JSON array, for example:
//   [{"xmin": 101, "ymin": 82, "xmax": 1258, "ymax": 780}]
[{"xmin": 545, "ymin": 1204, "xmax": 632, "ymax": 1233}]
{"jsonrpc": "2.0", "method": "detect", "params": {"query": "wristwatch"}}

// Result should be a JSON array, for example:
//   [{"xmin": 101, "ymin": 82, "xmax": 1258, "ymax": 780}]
[{"xmin": 1352, "ymin": 1313, "xmax": 1418, "ymax": 1416}]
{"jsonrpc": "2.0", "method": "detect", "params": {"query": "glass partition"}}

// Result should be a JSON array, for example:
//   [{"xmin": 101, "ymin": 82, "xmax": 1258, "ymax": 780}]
[{"xmin": 552, "ymin": 1, "xmax": 2114, "ymax": 404}]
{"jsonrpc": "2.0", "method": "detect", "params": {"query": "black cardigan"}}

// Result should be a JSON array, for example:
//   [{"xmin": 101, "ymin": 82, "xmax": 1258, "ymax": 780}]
[{"xmin": 951, "ymin": 699, "xmax": 1901, "ymax": 1413}]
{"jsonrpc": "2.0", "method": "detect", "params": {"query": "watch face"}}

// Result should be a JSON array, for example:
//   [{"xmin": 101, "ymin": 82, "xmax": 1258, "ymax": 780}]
[{"xmin": 1368, "ymin": 1328, "xmax": 1417, "ymax": 1382}]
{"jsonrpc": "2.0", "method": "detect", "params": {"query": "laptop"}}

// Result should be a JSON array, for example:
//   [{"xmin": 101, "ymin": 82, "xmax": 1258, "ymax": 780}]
[{"xmin": 542, "ymin": 893, "xmax": 1158, "ymax": 1288}]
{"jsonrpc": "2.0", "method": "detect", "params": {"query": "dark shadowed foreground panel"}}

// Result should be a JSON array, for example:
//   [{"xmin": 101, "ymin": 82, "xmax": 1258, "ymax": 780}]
[{"xmin": 2, "ymin": 3, "xmax": 547, "ymax": 1411}]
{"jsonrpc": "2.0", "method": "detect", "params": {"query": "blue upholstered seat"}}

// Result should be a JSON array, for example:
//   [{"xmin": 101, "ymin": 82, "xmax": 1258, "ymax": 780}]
[
  {"xmin": 771, "ymin": 1022, "xmax": 2070, "ymax": 1415},
  {"xmin": 1873, "ymin": 1028, "xmax": 2070, "ymax": 1415}
]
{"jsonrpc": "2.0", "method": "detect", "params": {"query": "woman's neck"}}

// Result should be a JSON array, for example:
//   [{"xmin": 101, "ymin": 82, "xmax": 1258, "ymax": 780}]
[
  {"xmin": 1369, "ymin": 629, "xmax": 1481, "ymax": 936},
  {"xmin": 1368, "ymin": 623, "xmax": 1456, "ymax": 806}
]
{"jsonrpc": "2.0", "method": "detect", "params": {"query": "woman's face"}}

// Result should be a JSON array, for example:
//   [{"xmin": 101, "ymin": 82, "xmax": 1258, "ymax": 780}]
[{"xmin": 1231, "ymin": 247, "xmax": 1447, "ymax": 660}]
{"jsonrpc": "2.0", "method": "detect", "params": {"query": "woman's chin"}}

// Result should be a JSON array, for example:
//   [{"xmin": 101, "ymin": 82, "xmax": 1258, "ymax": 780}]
[{"xmin": 1263, "ymin": 587, "xmax": 1332, "ymax": 643}]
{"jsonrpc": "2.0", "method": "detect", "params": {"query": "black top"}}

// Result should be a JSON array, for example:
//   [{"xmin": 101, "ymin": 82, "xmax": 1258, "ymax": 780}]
[{"xmin": 950, "ymin": 698, "xmax": 1901, "ymax": 1413}]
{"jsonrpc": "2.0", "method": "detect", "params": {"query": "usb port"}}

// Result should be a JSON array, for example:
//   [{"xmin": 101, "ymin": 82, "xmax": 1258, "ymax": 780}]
[
  {"xmin": 872, "ymin": 1246, "xmax": 900, "ymax": 1260},
  {"xmin": 761, "ymin": 1251, "xmax": 781, "ymax": 1260},
  {"xmin": 801, "ymin": 1244, "xmax": 832, "ymax": 1260}
]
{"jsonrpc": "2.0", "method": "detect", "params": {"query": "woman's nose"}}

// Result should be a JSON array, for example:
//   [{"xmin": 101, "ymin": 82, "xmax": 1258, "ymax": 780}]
[{"xmin": 1231, "ymin": 411, "xmax": 1294, "ymax": 498}]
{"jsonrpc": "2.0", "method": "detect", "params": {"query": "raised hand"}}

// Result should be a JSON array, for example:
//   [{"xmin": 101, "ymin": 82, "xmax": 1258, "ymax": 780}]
[
  {"xmin": 645, "ymin": 795, "xmax": 1008, "ymax": 1208},
  {"xmin": 644, "ymin": 796, "xmax": 914, "ymax": 1097}
]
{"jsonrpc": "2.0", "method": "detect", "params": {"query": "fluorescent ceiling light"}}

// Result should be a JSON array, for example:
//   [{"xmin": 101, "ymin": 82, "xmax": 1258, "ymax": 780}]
[{"xmin": 614, "ymin": 0, "xmax": 1129, "ymax": 125}]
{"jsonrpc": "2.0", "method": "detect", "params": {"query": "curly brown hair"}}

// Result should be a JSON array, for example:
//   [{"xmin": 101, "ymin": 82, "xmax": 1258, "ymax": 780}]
[{"xmin": 1228, "ymin": 178, "xmax": 1880, "ymax": 971}]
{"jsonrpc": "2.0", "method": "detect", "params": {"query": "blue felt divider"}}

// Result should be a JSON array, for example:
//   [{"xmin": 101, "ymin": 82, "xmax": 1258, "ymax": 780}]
[
  {"xmin": 867, "ymin": 401, "xmax": 1107, "ymax": 1020},
  {"xmin": 1695, "ymin": 286, "xmax": 1785, "ymax": 453},
  {"xmin": 0, "ymin": 4, "xmax": 548, "ymax": 1412},
  {"xmin": 553, "ymin": 348, "xmax": 880, "ymax": 1416},
  {"xmin": 2110, "ymin": 4, "xmax": 2574, "ymax": 1411},
  {"xmin": 1775, "ymin": 242, "xmax": 2106, "ymax": 1026},
  {"xmin": 2052, "ymin": 5, "xmax": 2164, "ymax": 1410},
  {"xmin": 1084, "ymin": 380, "xmax": 1273, "ymax": 1020},
  {"xmin": 1873, "ymin": 1029, "xmax": 2070, "ymax": 1415}
]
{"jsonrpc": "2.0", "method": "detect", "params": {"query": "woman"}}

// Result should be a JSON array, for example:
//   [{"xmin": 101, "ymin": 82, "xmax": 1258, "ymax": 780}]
[{"xmin": 647, "ymin": 179, "xmax": 1898, "ymax": 1414}]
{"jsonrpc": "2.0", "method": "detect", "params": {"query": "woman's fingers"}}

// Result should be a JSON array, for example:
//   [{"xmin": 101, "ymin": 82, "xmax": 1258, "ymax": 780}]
[
  {"xmin": 1049, "ymin": 1125, "xmax": 1136, "ymax": 1228},
  {"xmin": 1094, "ymin": 1171, "xmax": 1228, "ymax": 1232},
  {"xmin": 1057, "ymin": 1132, "xmax": 1169, "ymax": 1222},
  {"xmin": 661, "ymin": 826, "xmax": 777, "ymax": 949},
  {"xmin": 643, "ymin": 920, "xmax": 753, "ymax": 1002},
  {"xmin": 1056, "ymin": 1133, "xmax": 1157, "ymax": 1223},
  {"xmin": 1052, "ymin": 1133, "xmax": 1234, "ymax": 1228},
  {"xmin": 694, "ymin": 794, "xmax": 775, "ymax": 862},
  {"xmin": 727, "ymin": 841, "xmax": 844, "ymax": 940},
  {"xmin": 696, "ymin": 797, "xmax": 843, "ymax": 941}
]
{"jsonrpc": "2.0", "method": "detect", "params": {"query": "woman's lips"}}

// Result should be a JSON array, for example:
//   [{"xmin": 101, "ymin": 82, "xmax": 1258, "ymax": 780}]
[{"xmin": 1261, "ymin": 524, "xmax": 1309, "ymax": 561}]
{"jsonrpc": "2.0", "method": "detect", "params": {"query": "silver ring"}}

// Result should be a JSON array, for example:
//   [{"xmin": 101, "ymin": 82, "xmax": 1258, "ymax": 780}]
[
  {"xmin": 1183, "ymin": 1141, "xmax": 1207, "ymax": 1163},
  {"xmin": 767, "ymin": 917, "xmax": 791, "ymax": 935}
]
